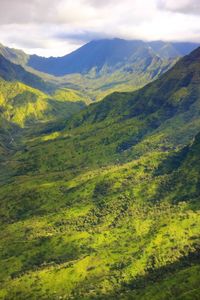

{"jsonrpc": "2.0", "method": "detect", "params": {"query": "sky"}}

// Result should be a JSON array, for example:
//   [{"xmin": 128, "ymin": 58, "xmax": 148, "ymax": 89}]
[{"xmin": 0, "ymin": 0, "xmax": 200, "ymax": 57}]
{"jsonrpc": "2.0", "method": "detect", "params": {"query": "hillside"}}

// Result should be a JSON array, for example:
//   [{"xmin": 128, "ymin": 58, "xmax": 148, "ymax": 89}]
[
  {"xmin": 0, "ymin": 115, "xmax": 19, "ymax": 157},
  {"xmin": 59, "ymin": 46, "xmax": 200, "ymax": 162},
  {"xmin": 0, "ymin": 55, "xmax": 56, "ymax": 93},
  {"xmin": 0, "ymin": 129, "xmax": 199, "ymax": 299},
  {"xmin": 0, "ymin": 45, "xmax": 199, "ymax": 299},
  {"xmin": 0, "ymin": 78, "xmax": 87, "ymax": 128},
  {"xmin": 0, "ymin": 43, "xmax": 29, "ymax": 66},
  {"xmin": 0, "ymin": 54, "xmax": 90, "ymax": 128}
]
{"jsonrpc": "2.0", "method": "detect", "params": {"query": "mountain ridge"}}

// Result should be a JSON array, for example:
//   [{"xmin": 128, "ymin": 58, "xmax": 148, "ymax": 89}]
[{"xmin": 27, "ymin": 38, "xmax": 200, "ymax": 76}]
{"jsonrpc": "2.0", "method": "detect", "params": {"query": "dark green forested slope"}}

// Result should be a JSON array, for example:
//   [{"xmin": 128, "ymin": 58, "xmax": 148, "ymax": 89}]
[
  {"xmin": 0, "ymin": 115, "xmax": 19, "ymax": 157},
  {"xmin": 0, "ymin": 47, "xmax": 199, "ymax": 299}
]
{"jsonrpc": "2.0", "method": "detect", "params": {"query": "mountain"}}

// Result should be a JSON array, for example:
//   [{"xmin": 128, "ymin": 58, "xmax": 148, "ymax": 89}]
[
  {"xmin": 1, "ymin": 39, "xmax": 199, "ymax": 102},
  {"xmin": 1, "ymin": 39, "xmax": 199, "ymax": 76},
  {"xmin": 64, "ymin": 46, "xmax": 200, "ymax": 152},
  {"xmin": 27, "ymin": 39, "xmax": 200, "ymax": 76},
  {"xmin": 8, "ymin": 46, "xmax": 200, "ymax": 179},
  {"xmin": 0, "ymin": 46, "xmax": 199, "ymax": 299}
]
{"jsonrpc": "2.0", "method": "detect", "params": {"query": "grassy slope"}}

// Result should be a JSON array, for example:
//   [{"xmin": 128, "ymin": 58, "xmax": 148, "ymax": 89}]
[
  {"xmin": 0, "ymin": 48, "xmax": 200, "ymax": 299},
  {"xmin": 52, "ymin": 88, "xmax": 91, "ymax": 105},
  {"xmin": 0, "ymin": 79, "xmax": 87, "ymax": 127}
]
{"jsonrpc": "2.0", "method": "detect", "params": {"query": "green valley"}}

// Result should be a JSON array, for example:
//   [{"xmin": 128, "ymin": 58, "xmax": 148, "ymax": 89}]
[{"xmin": 0, "ymin": 45, "xmax": 199, "ymax": 299}]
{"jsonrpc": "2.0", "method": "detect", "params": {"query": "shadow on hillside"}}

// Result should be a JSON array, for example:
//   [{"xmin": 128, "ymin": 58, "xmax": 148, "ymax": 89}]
[{"xmin": 72, "ymin": 249, "xmax": 200, "ymax": 300}]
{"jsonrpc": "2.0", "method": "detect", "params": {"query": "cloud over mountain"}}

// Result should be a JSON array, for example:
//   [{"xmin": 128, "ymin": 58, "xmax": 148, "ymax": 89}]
[{"xmin": 0, "ymin": 0, "xmax": 200, "ymax": 56}]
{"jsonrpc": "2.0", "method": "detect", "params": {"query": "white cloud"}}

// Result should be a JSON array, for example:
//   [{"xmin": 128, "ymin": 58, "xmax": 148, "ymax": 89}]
[
  {"xmin": 0, "ymin": 0, "xmax": 199, "ymax": 56},
  {"xmin": 158, "ymin": 0, "xmax": 200, "ymax": 15}
]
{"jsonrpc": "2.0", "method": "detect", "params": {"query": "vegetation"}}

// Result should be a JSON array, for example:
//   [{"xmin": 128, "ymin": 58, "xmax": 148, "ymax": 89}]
[
  {"xmin": 0, "ymin": 55, "xmax": 56, "ymax": 94},
  {"xmin": 0, "ymin": 45, "xmax": 200, "ymax": 299},
  {"xmin": 0, "ymin": 79, "xmax": 87, "ymax": 127}
]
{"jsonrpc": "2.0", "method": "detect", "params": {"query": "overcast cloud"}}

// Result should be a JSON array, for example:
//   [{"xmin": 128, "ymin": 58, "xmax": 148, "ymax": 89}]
[{"xmin": 0, "ymin": 0, "xmax": 199, "ymax": 56}]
